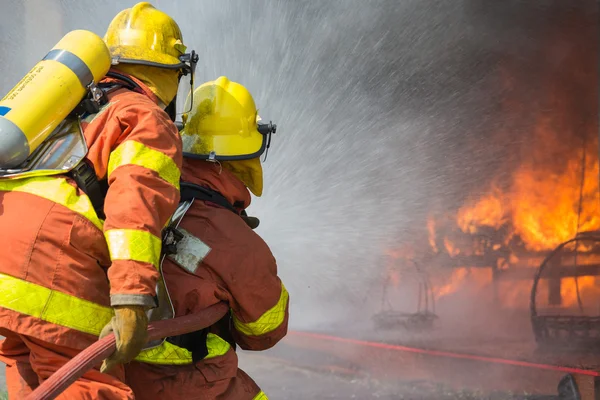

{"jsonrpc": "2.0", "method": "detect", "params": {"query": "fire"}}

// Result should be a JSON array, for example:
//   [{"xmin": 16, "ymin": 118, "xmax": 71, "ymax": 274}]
[
  {"xmin": 510, "ymin": 153, "xmax": 600, "ymax": 251},
  {"xmin": 443, "ymin": 237, "xmax": 460, "ymax": 257},
  {"xmin": 455, "ymin": 150, "xmax": 599, "ymax": 252},
  {"xmin": 434, "ymin": 268, "xmax": 470, "ymax": 298},
  {"xmin": 392, "ymin": 141, "xmax": 600, "ymax": 309},
  {"xmin": 427, "ymin": 216, "xmax": 438, "ymax": 253},
  {"xmin": 560, "ymin": 277, "xmax": 596, "ymax": 308},
  {"xmin": 457, "ymin": 187, "xmax": 507, "ymax": 235},
  {"xmin": 432, "ymin": 268, "xmax": 492, "ymax": 300},
  {"xmin": 452, "ymin": 19, "xmax": 599, "ymax": 254},
  {"xmin": 382, "ymin": 11, "xmax": 598, "ymax": 314}
]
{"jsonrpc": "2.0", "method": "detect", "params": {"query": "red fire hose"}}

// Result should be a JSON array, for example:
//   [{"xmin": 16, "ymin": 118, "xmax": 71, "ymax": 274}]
[{"xmin": 26, "ymin": 302, "xmax": 229, "ymax": 400}]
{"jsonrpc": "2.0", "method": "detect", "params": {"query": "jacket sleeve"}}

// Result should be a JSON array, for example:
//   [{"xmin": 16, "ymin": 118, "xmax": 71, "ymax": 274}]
[
  {"xmin": 103, "ymin": 104, "xmax": 182, "ymax": 308},
  {"xmin": 226, "ymin": 244, "xmax": 289, "ymax": 351}
]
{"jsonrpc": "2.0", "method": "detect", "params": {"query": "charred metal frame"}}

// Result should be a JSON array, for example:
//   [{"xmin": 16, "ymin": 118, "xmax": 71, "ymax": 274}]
[
  {"xmin": 530, "ymin": 232, "xmax": 600, "ymax": 350},
  {"xmin": 372, "ymin": 259, "xmax": 438, "ymax": 331}
]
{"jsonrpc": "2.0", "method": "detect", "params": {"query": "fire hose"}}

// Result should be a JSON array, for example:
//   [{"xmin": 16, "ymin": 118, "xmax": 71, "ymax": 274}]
[{"xmin": 26, "ymin": 302, "xmax": 229, "ymax": 400}]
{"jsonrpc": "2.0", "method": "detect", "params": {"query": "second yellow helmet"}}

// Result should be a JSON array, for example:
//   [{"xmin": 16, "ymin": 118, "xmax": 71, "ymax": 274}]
[{"xmin": 181, "ymin": 76, "xmax": 276, "ymax": 161}]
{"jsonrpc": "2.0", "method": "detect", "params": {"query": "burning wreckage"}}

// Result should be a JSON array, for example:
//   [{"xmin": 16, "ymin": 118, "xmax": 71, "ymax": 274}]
[{"xmin": 374, "ymin": 122, "xmax": 600, "ymax": 352}]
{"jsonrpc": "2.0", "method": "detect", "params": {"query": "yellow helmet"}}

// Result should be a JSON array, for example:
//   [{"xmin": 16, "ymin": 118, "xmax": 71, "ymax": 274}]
[
  {"xmin": 181, "ymin": 76, "xmax": 276, "ymax": 161},
  {"xmin": 104, "ymin": 2, "xmax": 196, "ymax": 74}
]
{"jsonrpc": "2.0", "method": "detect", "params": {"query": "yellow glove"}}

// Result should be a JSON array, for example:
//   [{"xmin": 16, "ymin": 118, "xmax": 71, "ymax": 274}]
[{"xmin": 99, "ymin": 305, "xmax": 148, "ymax": 374}]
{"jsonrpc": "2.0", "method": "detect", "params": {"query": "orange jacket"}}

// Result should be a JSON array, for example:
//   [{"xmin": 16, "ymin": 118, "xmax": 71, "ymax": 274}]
[
  {"xmin": 125, "ymin": 159, "xmax": 288, "ymax": 399},
  {"xmin": 0, "ymin": 71, "xmax": 182, "ymax": 348}
]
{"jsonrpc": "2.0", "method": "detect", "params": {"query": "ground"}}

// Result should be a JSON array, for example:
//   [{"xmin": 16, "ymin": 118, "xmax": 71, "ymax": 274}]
[
  {"xmin": 0, "ymin": 329, "xmax": 575, "ymax": 399},
  {"xmin": 0, "ymin": 350, "xmax": 559, "ymax": 399},
  {"xmin": 238, "ymin": 351, "xmax": 558, "ymax": 400}
]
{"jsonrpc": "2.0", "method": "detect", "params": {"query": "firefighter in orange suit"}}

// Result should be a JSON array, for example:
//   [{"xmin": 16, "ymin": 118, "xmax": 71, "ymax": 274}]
[
  {"xmin": 0, "ymin": 3, "xmax": 196, "ymax": 398},
  {"xmin": 124, "ymin": 77, "xmax": 289, "ymax": 400}
]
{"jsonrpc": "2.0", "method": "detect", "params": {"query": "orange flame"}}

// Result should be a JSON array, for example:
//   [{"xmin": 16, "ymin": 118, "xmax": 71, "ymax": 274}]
[
  {"xmin": 386, "ymin": 18, "xmax": 597, "ymax": 311},
  {"xmin": 457, "ymin": 187, "xmax": 507, "ymax": 235},
  {"xmin": 444, "ymin": 237, "xmax": 460, "ymax": 257},
  {"xmin": 435, "ymin": 268, "xmax": 470, "ymax": 298},
  {"xmin": 455, "ymin": 147, "xmax": 599, "ymax": 252},
  {"xmin": 427, "ymin": 216, "xmax": 439, "ymax": 253}
]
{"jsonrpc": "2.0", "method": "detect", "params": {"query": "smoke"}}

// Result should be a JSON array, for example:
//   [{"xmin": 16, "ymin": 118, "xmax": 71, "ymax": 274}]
[{"xmin": 0, "ymin": 1, "xmax": 597, "ymax": 335}]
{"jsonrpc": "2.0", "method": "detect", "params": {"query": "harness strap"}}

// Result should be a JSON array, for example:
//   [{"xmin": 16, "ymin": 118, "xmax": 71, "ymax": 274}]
[
  {"xmin": 179, "ymin": 182, "xmax": 239, "ymax": 214},
  {"xmin": 68, "ymin": 74, "xmax": 144, "ymax": 220},
  {"xmin": 68, "ymin": 160, "xmax": 108, "ymax": 220}
]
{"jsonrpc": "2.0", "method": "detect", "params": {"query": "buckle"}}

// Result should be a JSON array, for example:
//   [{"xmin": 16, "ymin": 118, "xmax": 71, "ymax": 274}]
[
  {"xmin": 162, "ymin": 227, "xmax": 184, "ymax": 256},
  {"xmin": 257, "ymin": 121, "xmax": 277, "ymax": 135},
  {"xmin": 178, "ymin": 51, "xmax": 198, "ymax": 76}
]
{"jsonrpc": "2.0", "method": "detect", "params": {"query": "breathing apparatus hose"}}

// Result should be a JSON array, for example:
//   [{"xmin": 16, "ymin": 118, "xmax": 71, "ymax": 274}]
[{"xmin": 26, "ymin": 302, "xmax": 229, "ymax": 400}]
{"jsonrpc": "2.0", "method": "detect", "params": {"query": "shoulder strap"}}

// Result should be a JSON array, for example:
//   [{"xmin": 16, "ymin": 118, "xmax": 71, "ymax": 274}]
[
  {"xmin": 67, "ymin": 73, "xmax": 145, "ymax": 219},
  {"xmin": 68, "ymin": 160, "xmax": 108, "ymax": 220},
  {"xmin": 179, "ymin": 182, "xmax": 239, "ymax": 215},
  {"xmin": 179, "ymin": 181, "xmax": 260, "ymax": 229}
]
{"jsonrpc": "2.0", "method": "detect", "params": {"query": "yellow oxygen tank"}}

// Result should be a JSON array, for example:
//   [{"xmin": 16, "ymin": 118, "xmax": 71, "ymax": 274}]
[{"xmin": 0, "ymin": 30, "xmax": 111, "ymax": 168}]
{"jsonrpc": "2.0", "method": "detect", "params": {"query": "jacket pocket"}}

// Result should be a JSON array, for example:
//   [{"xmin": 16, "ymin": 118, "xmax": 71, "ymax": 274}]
[
  {"xmin": 68, "ymin": 214, "xmax": 110, "ymax": 268},
  {"xmin": 195, "ymin": 348, "xmax": 238, "ymax": 383}
]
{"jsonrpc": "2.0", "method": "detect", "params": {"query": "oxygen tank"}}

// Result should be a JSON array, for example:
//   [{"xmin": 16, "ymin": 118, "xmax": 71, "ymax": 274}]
[{"xmin": 0, "ymin": 30, "xmax": 111, "ymax": 168}]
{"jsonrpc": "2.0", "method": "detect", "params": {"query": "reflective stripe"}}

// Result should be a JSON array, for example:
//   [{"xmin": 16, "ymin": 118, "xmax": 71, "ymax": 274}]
[
  {"xmin": 253, "ymin": 391, "xmax": 269, "ymax": 400},
  {"xmin": 0, "ymin": 273, "xmax": 113, "ymax": 335},
  {"xmin": 0, "ymin": 176, "xmax": 103, "ymax": 230},
  {"xmin": 108, "ymin": 140, "xmax": 180, "ymax": 189},
  {"xmin": 205, "ymin": 332, "xmax": 232, "ymax": 359},
  {"xmin": 135, "ymin": 333, "xmax": 231, "ymax": 365},
  {"xmin": 233, "ymin": 283, "xmax": 289, "ymax": 337},
  {"xmin": 136, "ymin": 340, "xmax": 192, "ymax": 365},
  {"xmin": 105, "ymin": 229, "xmax": 162, "ymax": 269}
]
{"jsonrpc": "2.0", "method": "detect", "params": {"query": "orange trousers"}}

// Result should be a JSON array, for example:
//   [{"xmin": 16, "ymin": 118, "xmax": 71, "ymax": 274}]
[
  {"xmin": 0, "ymin": 329, "xmax": 133, "ymax": 400},
  {"xmin": 125, "ymin": 360, "xmax": 262, "ymax": 400}
]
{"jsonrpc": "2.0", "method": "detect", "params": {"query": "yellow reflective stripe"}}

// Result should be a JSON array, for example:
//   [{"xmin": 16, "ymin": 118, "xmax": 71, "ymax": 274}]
[
  {"xmin": 135, "ymin": 340, "xmax": 193, "ymax": 365},
  {"xmin": 0, "ymin": 176, "xmax": 103, "ymax": 230},
  {"xmin": 108, "ymin": 140, "xmax": 180, "ymax": 189},
  {"xmin": 205, "ymin": 333, "xmax": 232, "ymax": 359},
  {"xmin": 253, "ymin": 391, "xmax": 269, "ymax": 400},
  {"xmin": 105, "ymin": 229, "xmax": 162, "ymax": 269},
  {"xmin": 135, "ymin": 333, "xmax": 231, "ymax": 365},
  {"xmin": 0, "ymin": 273, "xmax": 113, "ymax": 335},
  {"xmin": 233, "ymin": 283, "xmax": 289, "ymax": 337}
]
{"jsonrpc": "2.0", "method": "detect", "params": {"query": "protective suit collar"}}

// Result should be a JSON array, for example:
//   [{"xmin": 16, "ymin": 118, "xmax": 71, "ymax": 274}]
[{"xmin": 181, "ymin": 159, "xmax": 251, "ymax": 210}]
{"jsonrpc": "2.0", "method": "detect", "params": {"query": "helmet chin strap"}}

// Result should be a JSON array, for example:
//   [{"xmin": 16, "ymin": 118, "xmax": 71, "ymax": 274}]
[{"xmin": 164, "ymin": 96, "xmax": 177, "ymax": 122}]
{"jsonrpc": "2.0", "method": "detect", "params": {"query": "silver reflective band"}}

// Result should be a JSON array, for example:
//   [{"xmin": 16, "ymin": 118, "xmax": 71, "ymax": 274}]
[
  {"xmin": 43, "ymin": 49, "xmax": 94, "ymax": 88},
  {"xmin": 167, "ymin": 228, "xmax": 211, "ymax": 274}
]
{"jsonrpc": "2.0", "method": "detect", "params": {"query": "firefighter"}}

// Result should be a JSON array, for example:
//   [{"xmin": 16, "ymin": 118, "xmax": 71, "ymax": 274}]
[
  {"xmin": 0, "ymin": 3, "xmax": 195, "ymax": 398},
  {"xmin": 123, "ymin": 77, "xmax": 289, "ymax": 400}
]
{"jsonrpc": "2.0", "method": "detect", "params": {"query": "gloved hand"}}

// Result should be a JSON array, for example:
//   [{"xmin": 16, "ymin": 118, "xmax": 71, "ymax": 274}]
[{"xmin": 99, "ymin": 305, "xmax": 149, "ymax": 373}]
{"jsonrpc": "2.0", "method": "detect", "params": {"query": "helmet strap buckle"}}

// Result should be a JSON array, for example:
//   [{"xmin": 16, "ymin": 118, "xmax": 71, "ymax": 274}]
[{"xmin": 258, "ymin": 121, "xmax": 276, "ymax": 162}]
